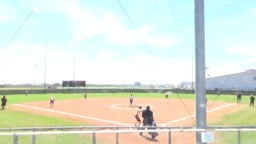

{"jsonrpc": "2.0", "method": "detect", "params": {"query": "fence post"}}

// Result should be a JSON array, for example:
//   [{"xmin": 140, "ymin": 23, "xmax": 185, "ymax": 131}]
[
  {"xmin": 116, "ymin": 127, "xmax": 119, "ymax": 144},
  {"xmin": 168, "ymin": 130, "xmax": 172, "ymax": 144},
  {"xmin": 13, "ymin": 134, "xmax": 18, "ymax": 144},
  {"xmin": 32, "ymin": 134, "xmax": 36, "ymax": 144},
  {"xmin": 92, "ymin": 132, "xmax": 96, "ymax": 144},
  {"xmin": 32, "ymin": 128, "xmax": 36, "ymax": 144},
  {"xmin": 237, "ymin": 130, "xmax": 241, "ymax": 144}
]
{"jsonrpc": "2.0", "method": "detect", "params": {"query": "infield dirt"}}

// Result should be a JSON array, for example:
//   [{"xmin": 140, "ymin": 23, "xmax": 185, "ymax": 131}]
[{"xmin": 11, "ymin": 98, "xmax": 245, "ymax": 144}]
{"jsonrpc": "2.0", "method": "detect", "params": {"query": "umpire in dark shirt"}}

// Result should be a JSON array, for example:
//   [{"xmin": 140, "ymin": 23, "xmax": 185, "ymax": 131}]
[
  {"xmin": 142, "ymin": 105, "xmax": 153, "ymax": 126},
  {"xmin": 140, "ymin": 105, "xmax": 154, "ymax": 136}
]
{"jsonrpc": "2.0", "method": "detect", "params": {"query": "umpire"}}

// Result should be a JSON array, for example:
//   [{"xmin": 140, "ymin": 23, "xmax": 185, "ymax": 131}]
[
  {"xmin": 142, "ymin": 106, "xmax": 153, "ymax": 126},
  {"xmin": 140, "ymin": 105, "xmax": 155, "ymax": 137}
]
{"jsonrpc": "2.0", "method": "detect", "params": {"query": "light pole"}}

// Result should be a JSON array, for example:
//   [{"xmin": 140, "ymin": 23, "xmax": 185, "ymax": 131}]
[
  {"xmin": 43, "ymin": 45, "xmax": 47, "ymax": 94},
  {"xmin": 34, "ymin": 64, "xmax": 37, "ymax": 88},
  {"xmin": 191, "ymin": 46, "xmax": 194, "ymax": 91},
  {"xmin": 73, "ymin": 58, "xmax": 76, "ymax": 88},
  {"xmin": 194, "ymin": 0, "xmax": 206, "ymax": 143}
]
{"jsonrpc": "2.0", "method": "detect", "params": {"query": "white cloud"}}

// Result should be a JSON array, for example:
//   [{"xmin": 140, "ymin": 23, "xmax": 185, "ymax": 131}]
[
  {"xmin": 144, "ymin": 35, "xmax": 179, "ymax": 48},
  {"xmin": 62, "ymin": 2, "xmax": 125, "ymax": 44},
  {"xmin": 0, "ymin": 15, "xmax": 11, "ymax": 21},
  {"xmin": 59, "ymin": 1, "xmax": 178, "ymax": 48},
  {"xmin": 207, "ymin": 42, "xmax": 256, "ymax": 78},
  {"xmin": 33, "ymin": 6, "xmax": 40, "ymax": 13},
  {"xmin": 96, "ymin": 49, "xmax": 116, "ymax": 60},
  {"xmin": 0, "ymin": 44, "xmax": 45, "ymax": 84},
  {"xmin": 55, "ymin": 51, "xmax": 193, "ymax": 85},
  {"xmin": 226, "ymin": 44, "xmax": 256, "ymax": 58},
  {"xmin": 106, "ymin": 26, "xmax": 179, "ymax": 48},
  {"xmin": 0, "ymin": 1, "xmax": 14, "ymax": 22},
  {"xmin": 0, "ymin": 43, "xmax": 78, "ymax": 84}
]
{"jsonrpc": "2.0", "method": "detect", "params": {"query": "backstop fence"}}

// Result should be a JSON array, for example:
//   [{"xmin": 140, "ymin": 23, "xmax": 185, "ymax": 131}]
[{"xmin": 1, "ymin": 126, "xmax": 256, "ymax": 144}]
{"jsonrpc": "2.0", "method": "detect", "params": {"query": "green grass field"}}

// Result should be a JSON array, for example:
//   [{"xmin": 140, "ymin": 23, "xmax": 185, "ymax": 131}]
[{"xmin": 1, "ymin": 92, "xmax": 256, "ymax": 143}]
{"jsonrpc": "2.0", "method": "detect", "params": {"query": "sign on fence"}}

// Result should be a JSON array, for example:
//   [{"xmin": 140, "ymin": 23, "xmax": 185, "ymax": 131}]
[{"xmin": 201, "ymin": 132, "xmax": 214, "ymax": 143}]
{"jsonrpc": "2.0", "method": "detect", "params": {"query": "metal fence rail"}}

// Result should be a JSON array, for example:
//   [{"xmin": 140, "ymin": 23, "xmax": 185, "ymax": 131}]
[{"xmin": 1, "ymin": 127, "xmax": 256, "ymax": 144}]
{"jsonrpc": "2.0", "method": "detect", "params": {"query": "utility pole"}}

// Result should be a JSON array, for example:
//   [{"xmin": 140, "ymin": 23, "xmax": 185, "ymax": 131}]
[
  {"xmin": 43, "ymin": 44, "xmax": 49, "ymax": 94},
  {"xmin": 190, "ymin": 46, "xmax": 194, "ymax": 92},
  {"xmin": 73, "ymin": 58, "xmax": 76, "ymax": 88},
  {"xmin": 34, "ymin": 64, "xmax": 37, "ymax": 88},
  {"xmin": 194, "ymin": 0, "xmax": 207, "ymax": 143}
]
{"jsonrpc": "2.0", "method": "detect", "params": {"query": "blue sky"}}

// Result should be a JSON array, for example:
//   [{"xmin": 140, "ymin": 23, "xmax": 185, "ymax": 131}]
[{"xmin": 0, "ymin": 0, "xmax": 256, "ymax": 85}]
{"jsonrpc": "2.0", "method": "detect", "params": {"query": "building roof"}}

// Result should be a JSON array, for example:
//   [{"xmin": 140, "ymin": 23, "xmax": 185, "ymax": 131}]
[{"xmin": 206, "ymin": 69, "xmax": 256, "ymax": 90}]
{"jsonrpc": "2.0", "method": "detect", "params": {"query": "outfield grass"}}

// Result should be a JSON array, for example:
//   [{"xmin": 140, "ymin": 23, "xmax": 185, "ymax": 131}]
[
  {"xmin": 210, "ymin": 107, "xmax": 256, "ymax": 144},
  {"xmin": 210, "ymin": 107, "xmax": 256, "ymax": 125}
]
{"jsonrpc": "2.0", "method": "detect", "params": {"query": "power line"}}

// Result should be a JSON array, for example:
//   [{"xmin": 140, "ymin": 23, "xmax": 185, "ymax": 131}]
[
  {"xmin": 8, "ymin": 0, "xmax": 41, "ymax": 46},
  {"xmin": 208, "ymin": 74, "xmax": 231, "ymax": 109},
  {"xmin": 115, "ymin": 0, "xmax": 137, "ymax": 30},
  {"xmin": 175, "ymin": 92, "xmax": 196, "ymax": 124},
  {"xmin": 115, "ymin": 0, "xmax": 153, "ymax": 55}
]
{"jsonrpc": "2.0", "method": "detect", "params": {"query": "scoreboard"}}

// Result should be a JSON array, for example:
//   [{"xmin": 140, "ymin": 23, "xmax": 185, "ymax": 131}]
[{"xmin": 62, "ymin": 80, "xmax": 86, "ymax": 87}]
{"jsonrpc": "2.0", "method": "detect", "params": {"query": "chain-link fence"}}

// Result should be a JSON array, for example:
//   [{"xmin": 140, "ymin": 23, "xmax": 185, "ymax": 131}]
[{"xmin": 1, "ymin": 126, "xmax": 256, "ymax": 144}]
